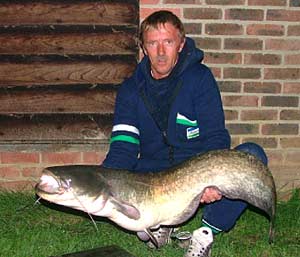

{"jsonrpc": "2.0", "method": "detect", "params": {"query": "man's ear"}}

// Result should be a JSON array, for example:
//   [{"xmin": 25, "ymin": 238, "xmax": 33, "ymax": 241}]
[
  {"xmin": 140, "ymin": 43, "xmax": 148, "ymax": 56},
  {"xmin": 179, "ymin": 38, "xmax": 186, "ymax": 53}
]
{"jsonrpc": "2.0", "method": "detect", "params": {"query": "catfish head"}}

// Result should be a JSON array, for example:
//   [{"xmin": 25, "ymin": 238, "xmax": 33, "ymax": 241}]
[
  {"xmin": 35, "ymin": 165, "xmax": 141, "ymax": 221},
  {"xmin": 35, "ymin": 165, "xmax": 113, "ymax": 214}
]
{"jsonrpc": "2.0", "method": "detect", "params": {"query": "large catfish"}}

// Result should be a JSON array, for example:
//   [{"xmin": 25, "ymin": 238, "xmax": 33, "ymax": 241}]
[{"xmin": 35, "ymin": 149, "xmax": 276, "ymax": 246}]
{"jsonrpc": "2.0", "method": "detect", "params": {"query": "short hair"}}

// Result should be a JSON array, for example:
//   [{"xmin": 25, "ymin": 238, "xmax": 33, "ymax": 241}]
[{"xmin": 139, "ymin": 10, "xmax": 185, "ymax": 45}]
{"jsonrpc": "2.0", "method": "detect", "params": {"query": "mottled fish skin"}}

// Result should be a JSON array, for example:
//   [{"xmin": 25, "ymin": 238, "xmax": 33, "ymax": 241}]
[{"xmin": 35, "ymin": 149, "xmax": 276, "ymax": 243}]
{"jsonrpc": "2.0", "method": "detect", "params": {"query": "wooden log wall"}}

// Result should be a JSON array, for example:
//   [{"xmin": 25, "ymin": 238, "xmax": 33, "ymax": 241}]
[{"xmin": 0, "ymin": 0, "xmax": 138, "ymax": 143}]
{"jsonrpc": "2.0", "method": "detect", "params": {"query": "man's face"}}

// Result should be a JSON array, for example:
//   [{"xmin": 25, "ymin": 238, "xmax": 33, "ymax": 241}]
[{"xmin": 142, "ymin": 22, "xmax": 185, "ymax": 80}]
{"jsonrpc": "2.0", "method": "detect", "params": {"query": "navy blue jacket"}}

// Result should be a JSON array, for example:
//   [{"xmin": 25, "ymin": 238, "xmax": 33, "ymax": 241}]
[{"xmin": 102, "ymin": 38, "xmax": 230, "ymax": 172}]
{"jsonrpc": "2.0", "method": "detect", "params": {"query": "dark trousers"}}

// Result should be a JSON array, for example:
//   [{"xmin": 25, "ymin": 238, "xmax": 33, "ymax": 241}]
[{"xmin": 202, "ymin": 142, "xmax": 268, "ymax": 232}]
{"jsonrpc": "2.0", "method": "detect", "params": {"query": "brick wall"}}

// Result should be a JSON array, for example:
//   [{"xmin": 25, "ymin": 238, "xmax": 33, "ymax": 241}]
[
  {"xmin": 0, "ymin": 0, "xmax": 299, "ymax": 199},
  {"xmin": 0, "ymin": 144, "xmax": 108, "ymax": 191},
  {"xmin": 140, "ymin": 0, "xmax": 300, "ymax": 198}
]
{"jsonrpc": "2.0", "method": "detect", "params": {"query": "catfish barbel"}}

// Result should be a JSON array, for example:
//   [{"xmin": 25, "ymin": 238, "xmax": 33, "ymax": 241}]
[{"xmin": 35, "ymin": 149, "xmax": 276, "ymax": 246}]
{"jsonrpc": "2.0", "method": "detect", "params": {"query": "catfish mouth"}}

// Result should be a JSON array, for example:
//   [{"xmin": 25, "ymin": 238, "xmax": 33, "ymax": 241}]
[
  {"xmin": 35, "ymin": 170, "xmax": 107, "ymax": 216},
  {"xmin": 35, "ymin": 172, "xmax": 69, "ymax": 195}
]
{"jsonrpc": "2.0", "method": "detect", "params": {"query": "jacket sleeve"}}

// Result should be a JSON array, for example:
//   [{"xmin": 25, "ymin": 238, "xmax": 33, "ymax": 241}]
[
  {"xmin": 101, "ymin": 80, "xmax": 140, "ymax": 170},
  {"xmin": 193, "ymin": 66, "xmax": 231, "ymax": 151}
]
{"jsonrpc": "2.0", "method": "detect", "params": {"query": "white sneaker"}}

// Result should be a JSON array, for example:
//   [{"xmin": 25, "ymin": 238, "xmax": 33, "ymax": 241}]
[
  {"xmin": 136, "ymin": 227, "xmax": 174, "ymax": 248},
  {"xmin": 184, "ymin": 227, "xmax": 213, "ymax": 257},
  {"xmin": 147, "ymin": 227, "xmax": 174, "ymax": 248}
]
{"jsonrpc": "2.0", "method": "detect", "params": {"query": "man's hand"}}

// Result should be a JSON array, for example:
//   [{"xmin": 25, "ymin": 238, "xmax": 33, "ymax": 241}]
[{"xmin": 200, "ymin": 187, "xmax": 222, "ymax": 204}]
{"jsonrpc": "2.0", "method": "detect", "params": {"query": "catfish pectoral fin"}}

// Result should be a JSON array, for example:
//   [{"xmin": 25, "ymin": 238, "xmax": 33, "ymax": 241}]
[{"xmin": 110, "ymin": 197, "xmax": 140, "ymax": 220}]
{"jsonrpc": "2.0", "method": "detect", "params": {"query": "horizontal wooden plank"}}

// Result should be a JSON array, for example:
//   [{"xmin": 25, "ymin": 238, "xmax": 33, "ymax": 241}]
[
  {"xmin": 0, "ymin": 25, "xmax": 137, "ymax": 34},
  {"xmin": 0, "ymin": 114, "xmax": 113, "ymax": 141},
  {"xmin": 0, "ymin": 31, "xmax": 137, "ymax": 55},
  {"xmin": 0, "ymin": 1, "xmax": 138, "ymax": 25},
  {"xmin": 0, "ymin": 58, "xmax": 136, "ymax": 86},
  {"xmin": 0, "ymin": 88, "xmax": 116, "ymax": 114}
]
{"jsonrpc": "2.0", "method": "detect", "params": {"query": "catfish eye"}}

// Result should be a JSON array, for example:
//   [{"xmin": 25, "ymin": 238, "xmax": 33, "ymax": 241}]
[{"xmin": 60, "ymin": 178, "xmax": 72, "ymax": 190}]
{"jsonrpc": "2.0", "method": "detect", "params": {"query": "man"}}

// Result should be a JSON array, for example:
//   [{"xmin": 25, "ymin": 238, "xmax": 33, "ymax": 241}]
[{"xmin": 102, "ymin": 10, "xmax": 268, "ymax": 257}]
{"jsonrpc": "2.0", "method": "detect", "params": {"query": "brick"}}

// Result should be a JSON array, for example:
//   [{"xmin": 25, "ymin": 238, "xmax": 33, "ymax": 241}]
[
  {"xmin": 264, "ymin": 68, "xmax": 300, "ymax": 80},
  {"xmin": 225, "ymin": 9, "xmax": 264, "ymax": 21},
  {"xmin": 1, "ymin": 152, "xmax": 39, "ymax": 164},
  {"xmin": 283, "ymin": 82, "xmax": 300, "ymax": 94},
  {"xmin": 210, "ymin": 67, "xmax": 221, "ymax": 78},
  {"xmin": 140, "ymin": 8, "xmax": 181, "ymax": 20},
  {"xmin": 82, "ymin": 151, "xmax": 106, "ymax": 164},
  {"xmin": 249, "ymin": 0, "xmax": 286, "ymax": 5},
  {"xmin": 218, "ymin": 81, "xmax": 242, "ymax": 93},
  {"xmin": 230, "ymin": 137, "xmax": 241, "ymax": 147},
  {"xmin": 205, "ymin": 23, "xmax": 243, "ymax": 35},
  {"xmin": 244, "ymin": 53, "xmax": 281, "ymax": 65},
  {"xmin": 280, "ymin": 110, "xmax": 300, "ymax": 120},
  {"xmin": 262, "ymin": 96, "xmax": 299, "ymax": 107},
  {"xmin": 224, "ymin": 109, "xmax": 238, "ymax": 120},
  {"xmin": 224, "ymin": 38, "xmax": 263, "ymax": 50},
  {"xmin": 226, "ymin": 123, "xmax": 259, "ymax": 135},
  {"xmin": 244, "ymin": 82, "xmax": 281, "ymax": 94},
  {"xmin": 184, "ymin": 8, "xmax": 222, "ymax": 20},
  {"xmin": 41, "ymin": 152, "xmax": 82, "ymax": 164},
  {"xmin": 288, "ymin": 25, "xmax": 300, "ymax": 36},
  {"xmin": 204, "ymin": 52, "xmax": 242, "ymax": 64},
  {"xmin": 280, "ymin": 137, "xmax": 300, "ymax": 148},
  {"xmin": 266, "ymin": 39, "xmax": 300, "ymax": 51},
  {"xmin": 290, "ymin": 0, "xmax": 300, "ymax": 7},
  {"xmin": 285, "ymin": 54, "xmax": 300, "ymax": 65},
  {"xmin": 141, "ymin": 0, "xmax": 160, "ymax": 4},
  {"xmin": 262, "ymin": 124, "xmax": 299, "ymax": 135},
  {"xmin": 184, "ymin": 23, "xmax": 202, "ymax": 35},
  {"xmin": 0, "ymin": 167, "xmax": 21, "ymax": 179},
  {"xmin": 271, "ymin": 166, "xmax": 300, "ymax": 199},
  {"xmin": 206, "ymin": 0, "xmax": 245, "ymax": 4},
  {"xmin": 194, "ymin": 37, "xmax": 221, "ymax": 50},
  {"xmin": 266, "ymin": 150, "xmax": 284, "ymax": 165},
  {"xmin": 164, "ymin": 0, "xmax": 198, "ymax": 3},
  {"xmin": 285, "ymin": 151, "xmax": 300, "ymax": 165},
  {"xmin": 22, "ymin": 167, "xmax": 43, "ymax": 178},
  {"xmin": 224, "ymin": 67, "xmax": 261, "ymax": 79},
  {"xmin": 267, "ymin": 10, "xmax": 300, "ymax": 22},
  {"xmin": 241, "ymin": 110, "xmax": 278, "ymax": 121},
  {"xmin": 0, "ymin": 180, "xmax": 34, "ymax": 191},
  {"xmin": 247, "ymin": 24, "xmax": 285, "ymax": 36},
  {"xmin": 241, "ymin": 137, "xmax": 278, "ymax": 148},
  {"xmin": 222, "ymin": 95, "xmax": 259, "ymax": 107}
]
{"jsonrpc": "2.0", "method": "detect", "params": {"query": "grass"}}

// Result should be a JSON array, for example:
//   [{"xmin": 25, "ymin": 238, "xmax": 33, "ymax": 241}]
[{"xmin": 0, "ymin": 190, "xmax": 299, "ymax": 257}]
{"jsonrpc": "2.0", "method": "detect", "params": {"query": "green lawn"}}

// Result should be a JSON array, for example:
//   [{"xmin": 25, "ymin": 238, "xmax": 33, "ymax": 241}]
[{"xmin": 0, "ymin": 191, "xmax": 299, "ymax": 257}]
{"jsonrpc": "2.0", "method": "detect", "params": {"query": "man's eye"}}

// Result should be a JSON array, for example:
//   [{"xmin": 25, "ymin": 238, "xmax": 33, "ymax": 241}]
[
  {"xmin": 147, "ymin": 41, "xmax": 157, "ymax": 47},
  {"xmin": 164, "ymin": 40, "xmax": 174, "ymax": 45}
]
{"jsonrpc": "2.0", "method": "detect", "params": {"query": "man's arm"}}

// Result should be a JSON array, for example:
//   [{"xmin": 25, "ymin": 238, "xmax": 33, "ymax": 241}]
[{"xmin": 102, "ymin": 82, "xmax": 140, "ymax": 170}]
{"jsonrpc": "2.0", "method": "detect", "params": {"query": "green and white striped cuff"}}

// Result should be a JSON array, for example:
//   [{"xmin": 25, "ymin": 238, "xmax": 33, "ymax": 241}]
[
  {"xmin": 110, "ymin": 135, "xmax": 139, "ymax": 144},
  {"xmin": 110, "ymin": 124, "xmax": 140, "ymax": 145}
]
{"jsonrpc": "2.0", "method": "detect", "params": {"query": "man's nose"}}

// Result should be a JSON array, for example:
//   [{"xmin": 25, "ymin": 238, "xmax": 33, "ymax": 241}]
[{"xmin": 157, "ymin": 42, "xmax": 165, "ymax": 55}]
